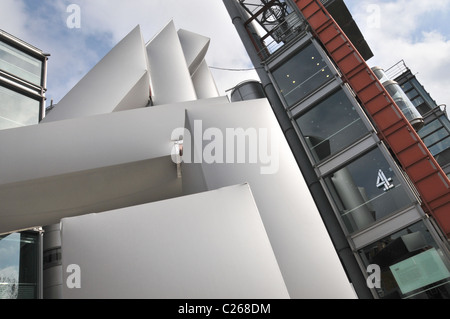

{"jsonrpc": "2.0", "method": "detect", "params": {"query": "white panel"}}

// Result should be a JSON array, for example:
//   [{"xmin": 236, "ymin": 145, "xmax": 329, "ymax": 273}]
[
  {"xmin": 192, "ymin": 59, "xmax": 220, "ymax": 99},
  {"xmin": 146, "ymin": 21, "xmax": 197, "ymax": 105},
  {"xmin": 0, "ymin": 105, "xmax": 185, "ymax": 185},
  {"xmin": 113, "ymin": 72, "xmax": 150, "ymax": 112},
  {"xmin": 177, "ymin": 28, "xmax": 210, "ymax": 75},
  {"xmin": 42, "ymin": 25, "xmax": 150, "ymax": 122},
  {"xmin": 184, "ymin": 98, "xmax": 357, "ymax": 299},
  {"xmin": 0, "ymin": 97, "xmax": 227, "ymax": 234},
  {"xmin": 60, "ymin": 184, "xmax": 289, "ymax": 299},
  {"xmin": 0, "ymin": 156, "xmax": 183, "ymax": 234},
  {"xmin": 0, "ymin": 97, "xmax": 227, "ymax": 186}
]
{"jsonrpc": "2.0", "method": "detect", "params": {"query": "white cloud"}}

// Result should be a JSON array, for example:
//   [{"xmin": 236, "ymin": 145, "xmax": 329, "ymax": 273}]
[
  {"xmin": 73, "ymin": 0, "xmax": 259, "ymax": 96},
  {"xmin": 348, "ymin": 0, "xmax": 450, "ymax": 109},
  {"xmin": 0, "ymin": 0, "xmax": 28, "ymax": 39},
  {"xmin": 0, "ymin": 0, "xmax": 258, "ymax": 103},
  {"xmin": 8, "ymin": 0, "xmax": 447, "ymax": 113}
]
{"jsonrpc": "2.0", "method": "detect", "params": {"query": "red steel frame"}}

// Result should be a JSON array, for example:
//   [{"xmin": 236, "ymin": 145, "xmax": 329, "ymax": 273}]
[{"xmin": 294, "ymin": 0, "xmax": 450, "ymax": 238}]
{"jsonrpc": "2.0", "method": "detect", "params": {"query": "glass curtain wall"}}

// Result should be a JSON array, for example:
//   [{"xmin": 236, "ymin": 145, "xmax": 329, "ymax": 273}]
[
  {"xmin": 0, "ymin": 85, "xmax": 40, "ymax": 129},
  {"xmin": 324, "ymin": 148, "xmax": 412, "ymax": 234},
  {"xmin": 418, "ymin": 116, "xmax": 450, "ymax": 168},
  {"xmin": 399, "ymin": 77, "xmax": 438, "ymax": 116},
  {"xmin": 272, "ymin": 42, "xmax": 333, "ymax": 107},
  {"xmin": 295, "ymin": 89, "xmax": 369, "ymax": 163},
  {"xmin": 359, "ymin": 221, "xmax": 450, "ymax": 299},
  {"xmin": 0, "ymin": 40, "xmax": 43, "ymax": 86},
  {"xmin": 0, "ymin": 231, "xmax": 40, "ymax": 299}
]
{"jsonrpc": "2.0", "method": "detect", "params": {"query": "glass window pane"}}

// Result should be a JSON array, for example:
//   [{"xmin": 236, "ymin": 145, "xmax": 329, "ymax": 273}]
[
  {"xmin": 435, "ymin": 147, "xmax": 450, "ymax": 167},
  {"xmin": 415, "ymin": 100, "xmax": 432, "ymax": 116},
  {"xmin": 400, "ymin": 81, "xmax": 412, "ymax": 92},
  {"xmin": 440, "ymin": 115, "xmax": 450, "ymax": 132},
  {"xmin": 324, "ymin": 148, "xmax": 412, "ymax": 234},
  {"xmin": 405, "ymin": 88, "xmax": 418, "ymax": 101},
  {"xmin": 410, "ymin": 78, "xmax": 438, "ymax": 110},
  {"xmin": 0, "ymin": 41, "xmax": 42, "ymax": 86},
  {"xmin": 272, "ymin": 42, "xmax": 333, "ymax": 106},
  {"xmin": 0, "ymin": 231, "xmax": 39, "ymax": 299},
  {"xmin": 429, "ymin": 136, "xmax": 450, "ymax": 156},
  {"xmin": 419, "ymin": 119, "xmax": 442, "ymax": 138},
  {"xmin": 0, "ymin": 85, "xmax": 40, "ymax": 130},
  {"xmin": 358, "ymin": 221, "xmax": 450, "ymax": 299},
  {"xmin": 423, "ymin": 128, "xmax": 448, "ymax": 146},
  {"xmin": 296, "ymin": 89, "xmax": 369, "ymax": 162}
]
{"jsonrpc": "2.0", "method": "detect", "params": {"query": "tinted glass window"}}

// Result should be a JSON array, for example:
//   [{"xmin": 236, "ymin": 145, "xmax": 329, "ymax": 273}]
[
  {"xmin": 0, "ymin": 41, "xmax": 42, "ymax": 85},
  {"xmin": 272, "ymin": 42, "xmax": 333, "ymax": 106},
  {"xmin": 0, "ymin": 85, "xmax": 40, "ymax": 130},
  {"xmin": 296, "ymin": 89, "xmax": 368, "ymax": 163},
  {"xmin": 324, "ymin": 148, "xmax": 412, "ymax": 234},
  {"xmin": 0, "ymin": 232, "xmax": 39, "ymax": 299},
  {"xmin": 359, "ymin": 221, "xmax": 450, "ymax": 299}
]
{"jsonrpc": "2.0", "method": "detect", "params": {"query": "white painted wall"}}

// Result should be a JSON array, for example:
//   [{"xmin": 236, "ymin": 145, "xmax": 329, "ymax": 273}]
[{"xmin": 61, "ymin": 184, "xmax": 289, "ymax": 299}]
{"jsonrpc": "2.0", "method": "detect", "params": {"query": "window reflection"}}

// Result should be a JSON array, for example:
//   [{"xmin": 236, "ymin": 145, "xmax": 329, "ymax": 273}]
[
  {"xmin": 272, "ymin": 42, "xmax": 333, "ymax": 106},
  {"xmin": 0, "ymin": 231, "xmax": 39, "ymax": 299},
  {"xmin": 0, "ymin": 85, "xmax": 40, "ymax": 130},
  {"xmin": 324, "ymin": 148, "xmax": 412, "ymax": 233},
  {"xmin": 418, "ymin": 116, "xmax": 450, "ymax": 161},
  {"xmin": 0, "ymin": 40, "xmax": 43, "ymax": 85},
  {"xmin": 359, "ymin": 221, "xmax": 450, "ymax": 299},
  {"xmin": 296, "ymin": 89, "xmax": 368, "ymax": 163}
]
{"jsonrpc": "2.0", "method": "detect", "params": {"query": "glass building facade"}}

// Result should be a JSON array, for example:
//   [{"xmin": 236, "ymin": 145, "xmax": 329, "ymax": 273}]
[
  {"xmin": 0, "ymin": 30, "xmax": 48, "ymax": 299},
  {"xmin": 358, "ymin": 221, "xmax": 450, "ymax": 299},
  {"xmin": 267, "ymin": 37, "xmax": 450, "ymax": 299},
  {"xmin": 0, "ymin": 30, "xmax": 47, "ymax": 131},
  {"xmin": 387, "ymin": 60, "xmax": 450, "ymax": 178},
  {"xmin": 0, "ymin": 40, "xmax": 43, "ymax": 86},
  {"xmin": 233, "ymin": 0, "xmax": 450, "ymax": 299},
  {"xmin": 0, "ymin": 230, "xmax": 42, "ymax": 299}
]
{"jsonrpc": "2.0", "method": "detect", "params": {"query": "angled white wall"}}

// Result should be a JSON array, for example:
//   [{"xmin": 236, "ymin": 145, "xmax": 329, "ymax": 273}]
[
  {"xmin": 146, "ymin": 21, "xmax": 197, "ymax": 105},
  {"xmin": 178, "ymin": 28, "xmax": 219, "ymax": 99},
  {"xmin": 0, "ymin": 21, "xmax": 358, "ymax": 299},
  {"xmin": 192, "ymin": 59, "xmax": 220, "ymax": 99},
  {"xmin": 42, "ymin": 25, "xmax": 150, "ymax": 123},
  {"xmin": 183, "ymin": 98, "xmax": 357, "ymax": 299},
  {"xmin": 0, "ymin": 97, "xmax": 227, "ymax": 234},
  {"xmin": 60, "ymin": 184, "xmax": 289, "ymax": 299},
  {"xmin": 177, "ymin": 28, "xmax": 210, "ymax": 75}
]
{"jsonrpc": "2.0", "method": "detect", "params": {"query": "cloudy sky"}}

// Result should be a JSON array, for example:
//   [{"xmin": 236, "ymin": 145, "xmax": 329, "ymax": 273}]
[{"xmin": 0, "ymin": 0, "xmax": 449, "ymax": 112}]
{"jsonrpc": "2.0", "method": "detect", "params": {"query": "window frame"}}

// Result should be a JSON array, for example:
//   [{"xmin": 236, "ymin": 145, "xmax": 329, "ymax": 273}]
[
  {"xmin": 267, "ymin": 36, "xmax": 339, "ymax": 110},
  {"xmin": 319, "ymin": 144, "xmax": 422, "ymax": 237},
  {"xmin": 0, "ymin": 80, "xmax": 44, "ymax": 129}
]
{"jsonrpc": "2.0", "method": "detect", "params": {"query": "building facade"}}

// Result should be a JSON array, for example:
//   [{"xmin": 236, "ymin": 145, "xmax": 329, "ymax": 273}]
[
  {"xmin": 0, "ymin": 21, "xmax": 358, "ymax": 299},
  {"xmin": 385, "ymin": 60, "xmax": 450, "ymax": 178},
  {"xmin": 0, "ymin": 30, "xmax": 48, "ymax": 130},
  {"xmin": 224, "ymin": 0, "xmax": 450, "ymax": 299},
  {"xmin": 0, "ymin": 29, "xmax": 48, "ymax": 299},
  {"xmin": 1, "ymin": 1, "xmax": 449, "ymax": 299}
]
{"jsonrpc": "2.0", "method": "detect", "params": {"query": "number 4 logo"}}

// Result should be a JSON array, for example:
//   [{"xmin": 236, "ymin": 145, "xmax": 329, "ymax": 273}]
[{"xmin": 376, "ymin": 169, "xmax": 394, "ymax": 192}]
